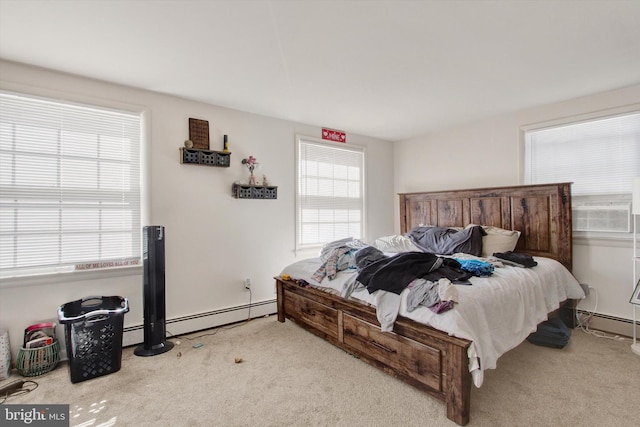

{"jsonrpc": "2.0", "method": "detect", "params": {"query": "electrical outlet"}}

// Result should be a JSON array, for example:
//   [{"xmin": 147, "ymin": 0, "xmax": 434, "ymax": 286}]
[
  {"xmin": 244, "ymin": 278, "xmax": 251, "ymax": 290},
  {"xmin": 580, "ymin": 283, "xmax": 590, "ymax": 297}
]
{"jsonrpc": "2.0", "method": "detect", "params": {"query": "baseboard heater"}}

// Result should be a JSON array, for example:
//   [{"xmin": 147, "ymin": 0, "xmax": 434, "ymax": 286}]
[
  {"xmin": 575, "ymin": 309, "xmax": 638, "ymax": 337},
  {"xmin": 122, "ymin": 299, "xmax": 277, "ymax": 347},
  {"xmin": 123, "ymin": 304, "xmax": 636, "ymax": 345}
]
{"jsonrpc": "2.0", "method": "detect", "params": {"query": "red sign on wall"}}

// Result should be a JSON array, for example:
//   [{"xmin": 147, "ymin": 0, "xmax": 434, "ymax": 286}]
[{"xmin": 322, "ymin": 128, "xmax": 346, "ymax": 143}]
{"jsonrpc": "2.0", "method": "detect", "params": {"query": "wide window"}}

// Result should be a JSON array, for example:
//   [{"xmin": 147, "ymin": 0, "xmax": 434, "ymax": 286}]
[
  {"xmin": 523, "ymin": 111, "xmax": 640, "ymax": 235},
  {"xmin": 296, "ymin": 136, "xmax": 365, "ymax": 250},
  {"xmin": 0, "ymin": 92, "xmax": 142, "ymax": 278}
]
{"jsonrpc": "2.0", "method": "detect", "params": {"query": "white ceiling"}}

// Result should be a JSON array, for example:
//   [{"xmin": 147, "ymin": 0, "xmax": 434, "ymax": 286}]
[{"xmin": 1, "ymin": 0, "xmax": 639, "ymax": 141}]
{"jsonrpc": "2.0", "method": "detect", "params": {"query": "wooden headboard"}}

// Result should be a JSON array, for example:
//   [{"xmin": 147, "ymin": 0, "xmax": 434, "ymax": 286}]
[{"xmin": 399, "ymin": 183, "xmax": 573, "ymax": 271}]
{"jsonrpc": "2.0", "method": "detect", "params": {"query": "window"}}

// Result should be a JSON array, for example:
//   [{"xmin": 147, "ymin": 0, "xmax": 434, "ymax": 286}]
[
  {"xmin": 0, "ymin": 92, "xmax": 142, "ymax": 278},
  {"xmin": 296, "ymin": 136, "xmax": 365, "ymax": 250},
  {"xmin": 523, "ymin": 111, "xmax": 640, "ymax": 235}
]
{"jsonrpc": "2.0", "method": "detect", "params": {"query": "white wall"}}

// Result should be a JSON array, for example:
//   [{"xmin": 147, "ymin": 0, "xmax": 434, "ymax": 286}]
[
  {"xmin": 0, "ymin": 60, "xmax": 396, "ymax": 358},
  {"xmin": 394, "ymin": 84, "xmax": 640, "ymax": 331}
]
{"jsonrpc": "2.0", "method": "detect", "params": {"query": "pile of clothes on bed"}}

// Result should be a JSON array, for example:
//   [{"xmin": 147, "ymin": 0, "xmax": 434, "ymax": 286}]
[{"xmin": 309, "ymin": 227, "xmax": 537, "ymax": 332}]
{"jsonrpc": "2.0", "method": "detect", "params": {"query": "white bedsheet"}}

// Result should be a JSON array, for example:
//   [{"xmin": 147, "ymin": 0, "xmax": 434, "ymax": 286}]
[{"xmin": 280, "ymin": 254, "xmax": 585, "ymax": 388}]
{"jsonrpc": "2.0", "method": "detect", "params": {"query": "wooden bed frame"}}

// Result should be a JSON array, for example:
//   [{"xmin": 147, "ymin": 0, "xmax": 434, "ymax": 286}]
[{"xmin": 275, "ymin": 182, "xmax": 573, "ymax": 425}]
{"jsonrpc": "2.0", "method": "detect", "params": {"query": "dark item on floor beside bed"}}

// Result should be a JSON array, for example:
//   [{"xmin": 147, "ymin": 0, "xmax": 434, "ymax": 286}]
[
  {"xmin": 527, "ymin": 317, "xmax": 571, "ymax": 348},
  {"xmin": 276, "ymin": 182, "xmax": 574, "ymax": 426}
]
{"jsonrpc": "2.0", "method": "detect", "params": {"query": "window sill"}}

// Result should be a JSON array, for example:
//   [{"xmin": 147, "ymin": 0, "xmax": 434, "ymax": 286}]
[
  {"xmin": 0, "ymin": 265, "xmax": 142, "ymax": 289},
  {"xmin": 573, "ymin": 234, "xmax": 633, "ymax": 248}
]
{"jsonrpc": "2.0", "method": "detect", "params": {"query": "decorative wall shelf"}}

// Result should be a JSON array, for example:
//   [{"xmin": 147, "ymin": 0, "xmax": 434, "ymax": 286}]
[
  {"xmin": 179, "ymin": 147, "xmax": 231, "ymax": 167},
  {"xmin": 232, "ymin": 183, "xmax": 278, "ymax": 199}
]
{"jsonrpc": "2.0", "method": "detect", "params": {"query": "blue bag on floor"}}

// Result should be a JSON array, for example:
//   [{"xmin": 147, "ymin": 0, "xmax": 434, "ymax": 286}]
[{"xmin": 526, "ymin": 317, "xmax": 570, "ymax": 349}]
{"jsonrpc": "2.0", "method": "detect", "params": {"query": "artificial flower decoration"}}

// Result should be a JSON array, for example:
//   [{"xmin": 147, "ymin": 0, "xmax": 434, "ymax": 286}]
[
  {"xmin": 242, "ymin": 155, "xmax": 259, "ymax": 185},
  {"xmin": 241, "ymin": 155, "xmax": 259, "ymax": 173}
]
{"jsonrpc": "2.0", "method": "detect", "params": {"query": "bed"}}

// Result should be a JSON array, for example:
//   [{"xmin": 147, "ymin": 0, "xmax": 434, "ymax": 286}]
[{"xmin": 275, "ymin": 182, "xmax": 583, "ymax": 425}]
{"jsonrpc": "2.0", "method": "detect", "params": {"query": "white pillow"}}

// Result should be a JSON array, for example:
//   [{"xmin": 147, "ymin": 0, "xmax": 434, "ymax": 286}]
[
  {"xmin": 373, "ymin": 235, "xmax": 421, "ymax": 253},
  {"xmin": 466, "ymin": 224, "xmax": 521, "ymax": 257}
]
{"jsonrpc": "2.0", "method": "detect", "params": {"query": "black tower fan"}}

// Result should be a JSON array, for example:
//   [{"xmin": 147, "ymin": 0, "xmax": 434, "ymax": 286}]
[{"xmin": 134, "ymin": 225, "xmax": 174, "ymax": 356}]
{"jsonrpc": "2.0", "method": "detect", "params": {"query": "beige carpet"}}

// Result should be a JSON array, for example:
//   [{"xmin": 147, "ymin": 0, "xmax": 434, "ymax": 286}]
[{"xmin": 2, "ymin": 315, "xmax": 638, "ymax": 426}]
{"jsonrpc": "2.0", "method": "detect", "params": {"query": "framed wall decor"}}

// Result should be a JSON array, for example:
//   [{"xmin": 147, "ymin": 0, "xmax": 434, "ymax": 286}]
[
  {"xmin": 630, "ymin": 278, "xmax": 640, "ymax": 305},
  {"xmin": 188, "ymin": 118, "xmax": 210, "ymax": 150}
]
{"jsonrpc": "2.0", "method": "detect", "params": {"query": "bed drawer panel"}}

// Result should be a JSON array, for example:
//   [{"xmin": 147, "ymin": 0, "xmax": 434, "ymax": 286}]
[
  {"xmin": 284, "ymin": 291, "xmax": 339, "ymax": 339},
  {"xmin": 343, "ymin": 314, "xmax": 441, "ymax": 390}
]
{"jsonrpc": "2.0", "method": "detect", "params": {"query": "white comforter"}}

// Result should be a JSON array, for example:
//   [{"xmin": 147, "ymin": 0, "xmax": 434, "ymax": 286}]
[{"xmin": 280, "ymin": 254, "xmax": 585, "ymax": 387}]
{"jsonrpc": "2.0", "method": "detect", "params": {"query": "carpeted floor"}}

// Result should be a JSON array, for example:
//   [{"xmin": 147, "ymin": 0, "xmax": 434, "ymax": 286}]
[{"xmin": 1, "ymin": 315, "xmax": 638, "ymax": 426}]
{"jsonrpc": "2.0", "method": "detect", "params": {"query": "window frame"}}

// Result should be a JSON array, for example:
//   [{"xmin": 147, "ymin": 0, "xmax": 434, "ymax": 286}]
[
  {"xmin": 520, "ymin": 104, "xmax": 640, "ymax": 243},
  {"xmin": 0, "ymin": 89, "xmax": 147, "ymax": 285},
  {"xmin": 294, "ymin": 134, "xmax": 366, "ymax": 253}
]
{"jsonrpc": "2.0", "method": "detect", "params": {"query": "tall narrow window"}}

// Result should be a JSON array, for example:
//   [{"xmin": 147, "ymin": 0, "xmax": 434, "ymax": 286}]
[
  {"xmin": 296, "ymin": 136, "xmax": 365, "ymax": 250},
  {"xmin": 524, "ymin": 111, "xmax": 640, "ymax": 235},
  {"xmin": 0, "ymin": 92, "xmax": 142, "ymax": 278}
]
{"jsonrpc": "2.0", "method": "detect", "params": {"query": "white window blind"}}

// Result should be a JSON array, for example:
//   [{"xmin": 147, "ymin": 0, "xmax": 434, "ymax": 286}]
[
  {"xmin": 0, "ymin": 92, "xmax": 142, "ymax": 278},
  {"xmin": 524, "ymin": 111, "xmax": 640, "ymax": 233},
  {"xmin": 296, "ymin": 137, "xmax": 364, "ymax": 249}
]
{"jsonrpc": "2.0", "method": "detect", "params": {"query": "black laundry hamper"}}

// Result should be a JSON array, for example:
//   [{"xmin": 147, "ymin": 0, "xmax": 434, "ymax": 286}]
[{"xmin": 58, "ymin": 296, "xmax": 129, "ymax": 383}]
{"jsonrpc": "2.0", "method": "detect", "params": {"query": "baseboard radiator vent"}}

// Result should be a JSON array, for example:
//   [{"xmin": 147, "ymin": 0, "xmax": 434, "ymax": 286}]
[
  {"xmin": 575, "ymin": 309, "xmax": 638, "ymax": 337},
  {"xmin": 122, "ymin": 299, "xmax": 277, "ymax": 347}
]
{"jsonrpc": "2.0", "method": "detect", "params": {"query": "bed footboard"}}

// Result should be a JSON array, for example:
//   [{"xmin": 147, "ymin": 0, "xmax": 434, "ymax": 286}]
[{"xmin": 276, "ymin": 277, "xmax": 471, "ymax": 426}]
